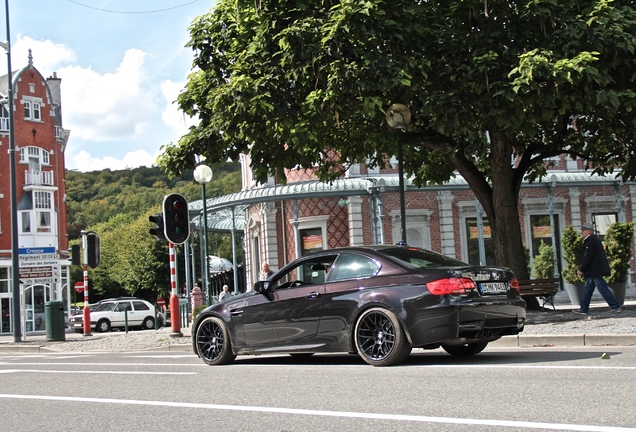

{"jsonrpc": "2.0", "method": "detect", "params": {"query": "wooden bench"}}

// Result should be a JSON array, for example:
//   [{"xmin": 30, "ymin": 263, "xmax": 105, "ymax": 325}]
[{"xmin": 517, "ymin": 278, "xmax": 561, "ymax": 310}]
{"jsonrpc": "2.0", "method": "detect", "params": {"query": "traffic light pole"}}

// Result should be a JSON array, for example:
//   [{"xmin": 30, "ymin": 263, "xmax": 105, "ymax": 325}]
[
  {"xmin": 169, "ymin": 243, "xmax": 183, "ymax": 337},
  {"xmin": 81, "ymin": 231, "xmax": 92, "ymax": 336}
]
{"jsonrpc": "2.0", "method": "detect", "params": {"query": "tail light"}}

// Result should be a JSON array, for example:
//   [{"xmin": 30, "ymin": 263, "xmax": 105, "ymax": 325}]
[
  {"xmin": 509, "ymin": 277, "xmax": 520, "ymax": 293},
  {"xmin": 426, "ymin": 277, "xmax": 477, "ymax": 295}
]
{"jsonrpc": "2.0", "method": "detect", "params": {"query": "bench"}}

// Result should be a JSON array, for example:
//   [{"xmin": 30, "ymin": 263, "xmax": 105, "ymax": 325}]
[{"xmin": 517, "ymin": 278, "xmax": 561, "ymax": 310}]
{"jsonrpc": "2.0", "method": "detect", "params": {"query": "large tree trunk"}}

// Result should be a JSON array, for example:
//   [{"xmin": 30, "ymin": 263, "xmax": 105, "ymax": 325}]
[{"xmin": 453, "ymin": 130, "xmax": 536, "ymax": 307}]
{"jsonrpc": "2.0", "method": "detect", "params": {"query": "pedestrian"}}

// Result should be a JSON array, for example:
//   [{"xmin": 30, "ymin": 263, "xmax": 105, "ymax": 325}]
[
  {"xmin": 573, "ymin": 222, "xmax": 622, "ymax": 315},
  {"xmin": 218, "ymin": 285, "xmax": 230, "ymax": 302},
  {"xmin": 259, "ymin": 262, "xmax": 274, "ymax": 281}
]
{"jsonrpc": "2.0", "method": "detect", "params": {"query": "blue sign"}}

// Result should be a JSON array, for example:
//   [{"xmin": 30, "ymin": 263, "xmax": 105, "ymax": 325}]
[{"xmin": 18, "ymin": 247, "xmax": 56, "ymax": 255}]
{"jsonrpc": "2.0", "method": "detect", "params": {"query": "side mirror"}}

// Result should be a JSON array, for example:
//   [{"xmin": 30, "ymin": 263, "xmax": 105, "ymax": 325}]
[{"xmin": 254, "ymin": 281, "xmax": 268, "ymax": 293}]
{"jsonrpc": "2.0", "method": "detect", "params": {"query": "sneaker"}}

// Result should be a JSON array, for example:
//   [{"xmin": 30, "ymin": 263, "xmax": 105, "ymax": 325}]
[
  {"xmin": 572, "ymin": 309, "xmax": 588, "ymax": 315},
  {"xmin": 610, "ymin": 307, "xmax": 623, "ymax": 314}
]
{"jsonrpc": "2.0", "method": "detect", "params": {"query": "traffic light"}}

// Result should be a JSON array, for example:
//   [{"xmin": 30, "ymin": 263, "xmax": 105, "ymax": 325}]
[
  {"xmin": 149, "ymin": 212, "xmax": 166, "ymax": 241},
  {"xmin": 71, "ymin": 244, "xmax": 81, "ymax": 266},
  {"xmin": 163, "ymin": 193, "xmax": 190, "ymax": 245},
  {"xmin": 86, "ymin": 232, "xmax": 101, "ymax": 268}
]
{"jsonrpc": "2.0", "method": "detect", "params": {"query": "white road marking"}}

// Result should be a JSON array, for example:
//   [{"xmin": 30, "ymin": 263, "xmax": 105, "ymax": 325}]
[
  {"xmin": 0, "ymin": 394, "xmax": 632, "ymax": 432},
  {"xmin": 0, "ymin": 370, "xmax": 194, "ymax": 375}
]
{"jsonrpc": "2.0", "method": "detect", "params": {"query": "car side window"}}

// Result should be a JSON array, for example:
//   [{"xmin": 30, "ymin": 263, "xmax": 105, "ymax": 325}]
[
  {"xmin": 270, "ymin": 256, "xmax": 337, "ymax": 290},
  {"xmin": 329, "ymin": 253, "xmax": 380, "ymax": 282},
  {"xmin": 132, "ymin": 301, "xmax": 149, "ymax": 311},
  {"xmin": 115, "ymin": 302, "xmax": 132, "ymax": 312}
]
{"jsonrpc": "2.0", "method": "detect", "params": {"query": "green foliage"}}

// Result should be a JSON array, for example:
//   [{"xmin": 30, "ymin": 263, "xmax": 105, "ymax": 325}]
[
  {"xmin": 157, "ymin": 0, "xmax": 636, "ymax": 281},
  {"xmin": 66, "ymin": 164, "xmax": 242, "ymax": 301},
  {"xmin": 561, "ymin": 225, "xmax": 585, "ymax": 283},
  {"xmin": 191, "ymin": 305, "xmax": 208, "ymax": 322},
  {"xmin": 532, "ymin": 241, "xmax": 555, "ymax": 279},
  {"xmin": 604, "ymin": 222, "xmax": 635, "ymax": 283}
]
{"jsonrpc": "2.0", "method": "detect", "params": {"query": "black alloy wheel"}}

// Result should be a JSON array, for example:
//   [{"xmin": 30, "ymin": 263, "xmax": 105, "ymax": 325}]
[
  {"xmin": 195, "ymin": 316, "xmax": 236, "ymax": 366},
  {"xmin": 355, "ymin": 308, "xmax": 411, "ymax": 366}
]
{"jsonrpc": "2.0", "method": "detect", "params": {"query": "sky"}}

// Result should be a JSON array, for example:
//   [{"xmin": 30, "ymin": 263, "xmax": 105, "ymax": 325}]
[{"xmin": 1, "ymin": 0, "xmax": 212, "ymax": 172}]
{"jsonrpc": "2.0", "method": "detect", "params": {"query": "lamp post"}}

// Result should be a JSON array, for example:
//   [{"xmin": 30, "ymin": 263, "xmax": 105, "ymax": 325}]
[
  {"xmin": 3, "ymin": 0, "xmax": 21, "ymax": 342},
  {"xmin": 193, "ymin": 164, "xmax": 213, "ymax": 304},
  {"xmin": 386, "ymin": 104, "xmax": 411, "ymax": 244}
]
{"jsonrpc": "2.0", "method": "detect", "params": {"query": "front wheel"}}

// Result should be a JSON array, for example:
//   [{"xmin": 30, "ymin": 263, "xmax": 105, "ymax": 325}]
[
  {"xmin": 354, "ymin": 308, "xmax": 411, "ymax": 366},
  {"xmin": 441, "ymin": 341, "xmax": 489, "ymax": 357},
  {"xmin": 195, "ymin": 317, "xmax": 236, "ymax": 366},
  {"xmin": 96, "ymin": 319, "xmax": 111, "ymax": 333}
]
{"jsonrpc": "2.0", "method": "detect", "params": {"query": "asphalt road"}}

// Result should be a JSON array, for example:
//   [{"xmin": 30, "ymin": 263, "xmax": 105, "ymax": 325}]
[{"xmin": 0, "ymin": 348, "xmax": 635, "ymax": 431}]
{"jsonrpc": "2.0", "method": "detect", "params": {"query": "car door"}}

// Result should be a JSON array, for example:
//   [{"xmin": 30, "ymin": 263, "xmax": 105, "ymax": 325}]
[
  {"xmin": 242, "ymin": 256, "xmax": 336, "ymax": 347},
  {"xmin": 112, "ymin": 301, "xmax": 136, "ymax": 327}
]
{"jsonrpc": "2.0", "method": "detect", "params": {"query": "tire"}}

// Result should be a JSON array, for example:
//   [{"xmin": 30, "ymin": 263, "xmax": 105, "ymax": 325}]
[
  {"xmin": 441, "ymin": 341, "xmax": 489, "ymax": 357},
  {"xmin": 195, "ymin": 316, "xmax": 236, "ymax": 366},
  {"xmin": 96, "ymin": 319, "xmax": 111, "ymax": 333},
  {"xmin": 74, "ymin": 329, "xmax": 83, "ymax": 333},
  {"xmin": 354, "ymin": 307, "xmax": 411, "ymax": 366},
  {"xmin": 141, "ymin": 317, "xmax": 154, "ymax": 330}
]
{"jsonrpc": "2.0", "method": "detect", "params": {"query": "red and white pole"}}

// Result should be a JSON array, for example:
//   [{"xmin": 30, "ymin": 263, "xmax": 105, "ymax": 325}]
[
  {"xmin": 169, "ymin": 242, "xmax": 182, "ymax": 337},
  {"xmin": 81, "ymin": 231, "xmax": 92, "ymax": 336}
]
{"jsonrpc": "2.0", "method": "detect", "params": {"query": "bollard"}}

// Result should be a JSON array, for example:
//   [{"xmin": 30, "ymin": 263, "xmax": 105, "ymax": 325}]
[{"xmin": 124, "ymin": 309, "xmax": 128, "ymax": 333}]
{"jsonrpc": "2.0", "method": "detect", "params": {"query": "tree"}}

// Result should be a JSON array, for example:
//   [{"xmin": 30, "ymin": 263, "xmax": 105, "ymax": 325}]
[{"xmin": 158, "ymin": 0, "xmax": 636, "ymax": 279}]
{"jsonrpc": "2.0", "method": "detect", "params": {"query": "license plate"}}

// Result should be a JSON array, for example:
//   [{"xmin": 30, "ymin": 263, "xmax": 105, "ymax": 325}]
[{"xmin": 480, "ymin": 282, "xmax": 507, "ymax": 294}]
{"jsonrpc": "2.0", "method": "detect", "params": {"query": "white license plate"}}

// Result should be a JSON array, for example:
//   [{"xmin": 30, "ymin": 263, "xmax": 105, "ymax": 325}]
[{"xmin": 480, "ymin": 282, "xmax": 507, "ymax": 294}]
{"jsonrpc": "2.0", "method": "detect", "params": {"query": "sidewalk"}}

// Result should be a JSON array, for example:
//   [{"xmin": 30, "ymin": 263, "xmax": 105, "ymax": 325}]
[{"xmin": 1, "ymin": 289, "xmax": 635, "ymax": 353}]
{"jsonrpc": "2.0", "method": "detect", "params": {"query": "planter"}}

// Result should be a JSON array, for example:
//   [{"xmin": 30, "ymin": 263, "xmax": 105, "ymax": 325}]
[
  {"xmin": 564, "ymin": 282, "xmax": 585, "ymax": 306},
  {"xmin": 608, "ymin": 282, "xmax": 627, "ymax": 306}
]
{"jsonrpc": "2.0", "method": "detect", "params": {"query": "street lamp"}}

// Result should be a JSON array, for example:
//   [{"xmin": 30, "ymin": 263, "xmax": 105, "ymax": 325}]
[
  {"xmin": 193, "ymin": 164, "xmax": 212, "ymax": 304},
  {"xmin": 3, "ymin": 0, "xmax": 21, "ymax": 342},
  {"xmin": 386, "ymin": 103, "xmax": 411, "ymax": 244}
]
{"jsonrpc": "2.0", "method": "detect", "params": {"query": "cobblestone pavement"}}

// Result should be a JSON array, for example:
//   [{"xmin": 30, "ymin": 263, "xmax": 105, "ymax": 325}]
[{"xmin": 1, "ymin": 297, "xmax": 635, "ymax": 353}]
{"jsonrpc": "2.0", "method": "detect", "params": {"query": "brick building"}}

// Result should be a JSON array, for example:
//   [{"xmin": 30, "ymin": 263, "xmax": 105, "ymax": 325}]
[
  {"xmin": 0, "ymin": 51, "xmax": 71, "ymax": 335},
  {"xmin": 193, "ymin": 153, "xmax": 636, "ymax": 298}
]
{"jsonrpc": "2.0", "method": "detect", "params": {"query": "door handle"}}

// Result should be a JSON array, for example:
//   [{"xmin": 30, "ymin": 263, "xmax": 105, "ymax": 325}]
[{"xmin": 306, "ymin": 292, "xmax": 321, "ymax": 299}]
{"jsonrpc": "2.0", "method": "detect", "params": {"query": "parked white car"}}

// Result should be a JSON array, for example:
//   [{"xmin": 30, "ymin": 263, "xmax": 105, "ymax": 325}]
[{"xmin": 69, "ymin": 298, "xmax": 161, "ymax": 333}]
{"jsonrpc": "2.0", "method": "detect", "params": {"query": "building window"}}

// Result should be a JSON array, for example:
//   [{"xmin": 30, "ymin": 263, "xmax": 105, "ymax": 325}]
[
  {"xmin": 24, "ymin": 101, "xmax": 41, "ymax": 121},
  {"xmin": 19, "ymin": 146, "xmax": 50, "ymax": 167},
  {"xmin": 37, "ymin": 211, "xmax": 51, "ymax": 232},
  {"xmin": 592, "ymin": 213, "xmax": 617, "ymax": 242},
  {"xmin": 465, "ymin": 218, "xmax": 495, "ymax": 266},
  {"xmin": 529, "ymin": 214, "xmax": 558, "ymax": 258},
  {"xmin": 34, "ymin": 191, "xmax": 52, "ymax": 209},
  {"xmin": 21, "ymin": 212, "xmax": 31, "ymax": 233}
]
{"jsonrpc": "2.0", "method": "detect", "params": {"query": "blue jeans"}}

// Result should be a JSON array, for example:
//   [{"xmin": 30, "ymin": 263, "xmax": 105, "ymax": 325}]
[{"xmin": 579, "ymin": 276, "xmax": 621, "ymax": 313}]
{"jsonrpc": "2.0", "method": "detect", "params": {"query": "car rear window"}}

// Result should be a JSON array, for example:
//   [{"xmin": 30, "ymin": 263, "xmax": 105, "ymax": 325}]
[{"xmin": 381, "ymin": 248, "xmax": 467, "ymax": 268}]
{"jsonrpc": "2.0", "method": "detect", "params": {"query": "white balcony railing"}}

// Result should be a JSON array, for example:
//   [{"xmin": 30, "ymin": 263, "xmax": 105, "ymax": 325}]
[{"xmin": 25, "ymin": 169, "xmax": 54, "ymax": 186}]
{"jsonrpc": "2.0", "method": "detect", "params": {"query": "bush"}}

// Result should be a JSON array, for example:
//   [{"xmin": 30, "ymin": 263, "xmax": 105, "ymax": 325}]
[
  {"xmin": 532, "ymin": 241, "xmax": 554, "ymax": 279},
  {"xmin": 605, "ymin": 222, "xmax": 635, "ymax": 284},
  {"xmin": 561, "ymin": 225, "xmax": 584, "ymax": 283},
  {"xmin": 191, "ymin": 305, "xmax": 208, "ymax": 322}
]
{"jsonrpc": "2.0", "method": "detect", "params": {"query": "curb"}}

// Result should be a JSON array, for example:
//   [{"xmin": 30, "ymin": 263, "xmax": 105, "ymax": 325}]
[{"xmin": 492, "ymin": 334, "xmax": 636, "ymax": 348}]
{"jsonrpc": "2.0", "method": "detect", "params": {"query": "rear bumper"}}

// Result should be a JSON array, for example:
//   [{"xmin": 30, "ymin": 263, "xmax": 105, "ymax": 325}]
[{"xmin": 406, "ymin": 301, "xmax": 526, "ymax": 347}]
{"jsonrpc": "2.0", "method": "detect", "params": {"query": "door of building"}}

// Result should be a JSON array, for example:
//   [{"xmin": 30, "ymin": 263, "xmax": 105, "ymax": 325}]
[{"xmin": 24, "ymin": 285, "xmax": 51, "ymax": 332}]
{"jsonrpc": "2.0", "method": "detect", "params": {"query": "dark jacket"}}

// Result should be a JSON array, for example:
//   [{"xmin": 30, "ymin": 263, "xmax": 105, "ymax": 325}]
[{"xmin": 579, "ymin": 233, "xmax": 611, "ymax": 278}]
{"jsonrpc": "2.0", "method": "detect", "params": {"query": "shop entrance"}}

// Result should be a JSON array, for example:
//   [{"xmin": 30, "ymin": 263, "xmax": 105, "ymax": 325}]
[{"xmin": 24, "ymin": 285, "xmax": 52, "ymax": 332}]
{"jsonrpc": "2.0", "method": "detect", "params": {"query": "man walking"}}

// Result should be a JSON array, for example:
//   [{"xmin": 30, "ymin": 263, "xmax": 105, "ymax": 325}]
[{"xmin": 573, "ymin": 222, "xmax": 622, "ymax": 315}]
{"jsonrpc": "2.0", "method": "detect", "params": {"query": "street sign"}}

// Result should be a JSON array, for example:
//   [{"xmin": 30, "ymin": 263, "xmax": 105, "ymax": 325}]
[
  {"xmin": 156, "ymin": 298, "xmax": 166, "ymax": 307},
  {"xmin": 19, "ymin": 266, "xmax": 53, "ymax": 279},
  {"xmin": 74, "ymin": 281, "xmax": 84, "ymax": 293}
]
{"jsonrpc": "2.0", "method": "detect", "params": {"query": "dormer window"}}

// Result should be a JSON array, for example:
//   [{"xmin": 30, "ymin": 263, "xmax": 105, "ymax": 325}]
[{"xmin": 24, "ymin": 98, "xmax": 42, "ymax": 121}]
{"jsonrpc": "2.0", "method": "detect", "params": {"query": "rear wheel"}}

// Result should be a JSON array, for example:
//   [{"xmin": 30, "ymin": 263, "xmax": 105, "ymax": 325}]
[
  {"xmin": 441, "ymin": 341, "xmax": 489, "ymax": 357},
  {"xmin": 195, "ymin": 317, "xmax": 236, "ymax": 365},
  {"xmin": 141, "ymin": 317, "xmax": 154, "ymax": 330},
  {"xmin": 355, "ymin": 308, "xmax": 411, "ymax": 366}
]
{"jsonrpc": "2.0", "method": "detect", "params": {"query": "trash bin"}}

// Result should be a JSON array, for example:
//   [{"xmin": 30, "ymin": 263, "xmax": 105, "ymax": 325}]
[{"xmin": 45, "ymin": 301, "xmax": 66, "ymax": 342}]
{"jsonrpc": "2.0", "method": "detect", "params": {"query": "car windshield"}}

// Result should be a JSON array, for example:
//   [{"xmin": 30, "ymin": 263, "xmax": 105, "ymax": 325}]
[{"xmin": 381, "ymin": 247, "xmax": 467, "ymax": 269}]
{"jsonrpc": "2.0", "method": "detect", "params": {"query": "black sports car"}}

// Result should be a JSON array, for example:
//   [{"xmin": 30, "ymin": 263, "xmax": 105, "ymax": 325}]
[{"xmin": 192, "ymin": 245, "xmax": 526, "ymax": 366}]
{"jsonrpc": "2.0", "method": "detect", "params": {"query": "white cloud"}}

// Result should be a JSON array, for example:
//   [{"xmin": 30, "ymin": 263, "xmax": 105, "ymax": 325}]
[
  {"xmin": 160, "ymin": 78, "xmax": 198, "ymax": 136},
  {"xmin": 58, "ymin": 48, "xmax": 155, "ymax": 141},
  {"xmin": 70, "ymin": 149, "xmax": 162, "ymax": 172},
  {"xmin": 10, "ymin": 36, "xmax": 76, "ymax": 73}
]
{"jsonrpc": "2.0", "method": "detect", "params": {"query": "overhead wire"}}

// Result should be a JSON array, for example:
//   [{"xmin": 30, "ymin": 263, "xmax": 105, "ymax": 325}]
[{"xmin": 67, "ymin": 0, "xmax": 201, "ymax": 14}]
